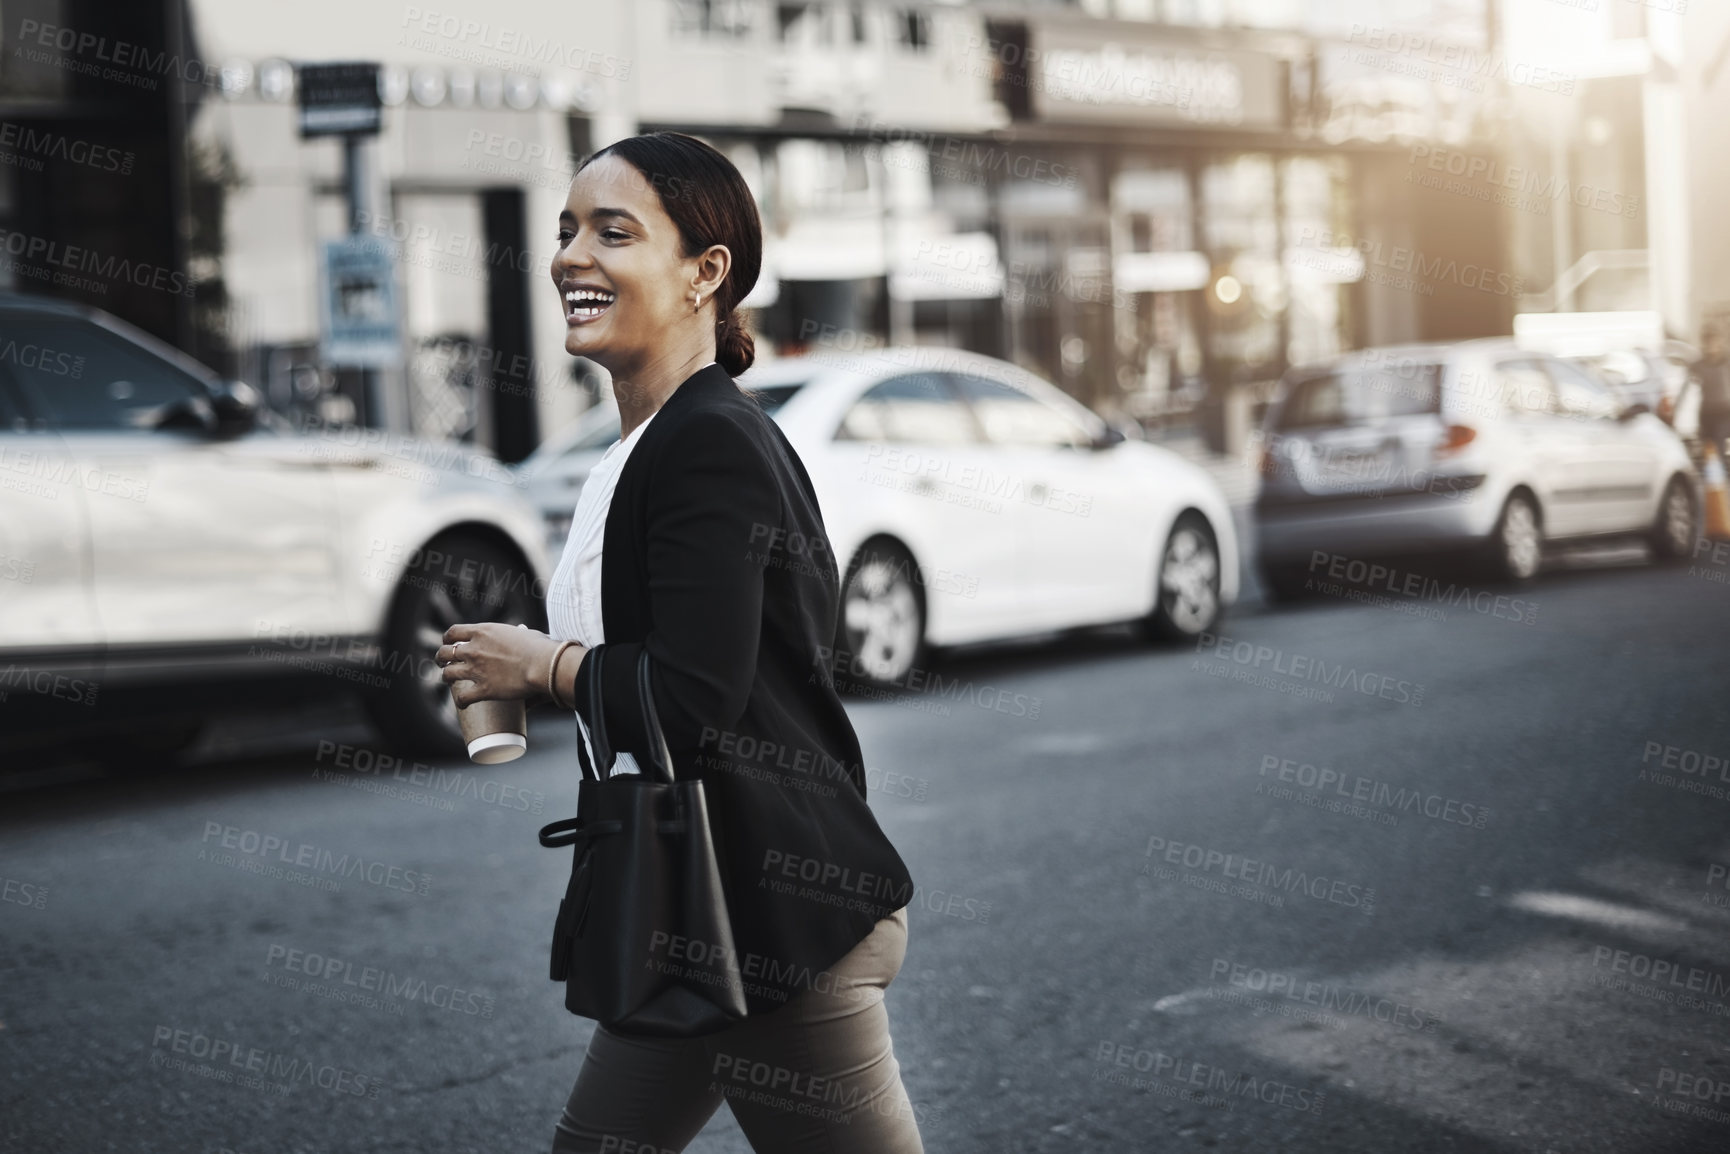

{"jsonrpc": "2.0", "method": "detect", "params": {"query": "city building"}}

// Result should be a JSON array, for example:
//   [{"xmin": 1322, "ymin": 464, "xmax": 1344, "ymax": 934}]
[
  {"xmin": 186, "ymin": 1, "xmax": 634, "ymax": 459},
  {"xmin": 1498, "ymin": 0, "xmax": 1728, "ymax": 348},
  {"xmin": 636, "ymin": 0, "xmax": 1517, "ymax": 450},
  {"xmin": 134, "ymin": 1, "xmax": 1547, "ymax": 458},
  {"xmin": 0, "ymin": 0, "xmax": 199, "ymax": 356}
]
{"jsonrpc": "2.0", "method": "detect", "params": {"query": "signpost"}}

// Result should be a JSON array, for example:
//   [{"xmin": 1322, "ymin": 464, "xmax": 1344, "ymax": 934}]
[
  {"xmin": 319, "ymin": 238, "xmax": 400, "ymax": 368},
  {"xmin": 297, "ymin": 63, "xmax": 383, "ymax": 138},
  {"xmin": 297, "ymin": 62, "xmax": 398, "ymax": 417}
]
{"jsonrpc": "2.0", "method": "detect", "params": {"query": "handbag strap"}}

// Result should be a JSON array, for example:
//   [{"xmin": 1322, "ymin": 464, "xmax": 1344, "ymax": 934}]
[
  {"xmin": 537, "ymin": 816, "xmax": 623, "ymax": 848},
  {"xmin": 635, "ymin": 651, "xmax": 677, "ymax": 784},
  {"xmin": 574, "ymin": 644, "xmax": 677, "ymax": 785},
  {"xmin": 576, "ymin": 645, "xmax": 611, "ymax": 782}
]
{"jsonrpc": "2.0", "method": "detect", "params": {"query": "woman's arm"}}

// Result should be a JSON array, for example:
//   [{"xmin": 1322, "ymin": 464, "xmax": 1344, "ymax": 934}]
[{"xmin": 574, "ymin": 410, "xmax": 780, "ymax": 753}]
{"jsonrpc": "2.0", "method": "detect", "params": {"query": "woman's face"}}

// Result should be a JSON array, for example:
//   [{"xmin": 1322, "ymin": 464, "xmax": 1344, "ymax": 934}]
[{"xmin": 550, "ymin": 155, "xmax": 710, "ymax": 373}]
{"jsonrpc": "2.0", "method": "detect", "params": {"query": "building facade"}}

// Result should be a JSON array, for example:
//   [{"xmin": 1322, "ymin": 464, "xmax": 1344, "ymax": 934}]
[
  {"xmin": 0, "ymin": 0, "xmax": 198, "ymax": 355},
  {"xmin": 186, "ymin": 0, "xmax": 633, "ymax": 458},
  {"xmin": 633, "ymin": 0, "xmax": 1516, "ymax": 446},
  {"xmin": 182, "ymin": 0, "xmax": 1523, "ymax": 457},
  {"xmin": 1498, "ymin": 0, "xmax": 1726, "ymax": 346}
]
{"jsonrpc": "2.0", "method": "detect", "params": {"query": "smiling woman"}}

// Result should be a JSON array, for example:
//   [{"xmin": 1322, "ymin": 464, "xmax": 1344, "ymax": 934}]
[
  {"xmin": 432, "ymin": 133, "xmax": 923, "ymax": 1154},
  {"xmin": 550, "ymin": 136, "xmax": 763, "ymax": 411}
]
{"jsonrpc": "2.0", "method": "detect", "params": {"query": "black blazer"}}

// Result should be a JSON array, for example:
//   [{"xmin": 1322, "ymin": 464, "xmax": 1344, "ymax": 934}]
[{"xmin": 572, "ymin": 362, "xmax": 914, "ymax": 1014}]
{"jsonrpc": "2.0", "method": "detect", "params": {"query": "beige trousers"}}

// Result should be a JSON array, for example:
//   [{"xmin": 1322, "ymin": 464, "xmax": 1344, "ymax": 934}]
[{"xmin": 550, "ymin": 907, "xmax": 924, "ymax": 1154}]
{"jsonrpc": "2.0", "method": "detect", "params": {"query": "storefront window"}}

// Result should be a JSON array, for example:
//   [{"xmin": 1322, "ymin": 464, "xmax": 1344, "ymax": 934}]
[
  {"xmin": 1282, "ymin": 155, "xmax": 1352, "ymax": 368},
  {"xmin": 1115, "ymin": 170, "xmax": 1192, "ymax": 252},
  {"xmin": 998, "ymin": 152, "xmax": 1111, "ymax": 405},
  {"xmin": 777, "ymin": 4, "xmax": 834, "ymax": 46},
  {"xmin": 1110, "ymin": 167, "xmax": 1205, "ymax": 422},
  {"xmin": 670, "ymin": 0, "xmax": 756, "ymax": 39},
  {"xmin": 395, "ymin": 192, "xmax": 488, "ymax": 441},
  {"xmin": 1201, "ymin": 154, "xmax": 1281, "ymax": 377},
  {"xmin": 775, "ymin": 138, "xmax": 873, "ymax": 215}
]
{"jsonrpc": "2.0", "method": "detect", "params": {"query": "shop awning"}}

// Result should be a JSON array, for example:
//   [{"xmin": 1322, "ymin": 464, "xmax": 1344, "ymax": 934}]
[{"xmin": 764, "ymin": 217, "xmax": 1005, "ymax": 301}]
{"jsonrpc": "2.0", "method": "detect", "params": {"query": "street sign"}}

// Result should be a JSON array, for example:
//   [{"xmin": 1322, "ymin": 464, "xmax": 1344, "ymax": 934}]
[
  {"xmin": 298, "ymin": 62, "xmax": 382, "ymax": 137},
  {"xmin": 319, "ymin": 237, "xmax": 401, "ymax": 367}
]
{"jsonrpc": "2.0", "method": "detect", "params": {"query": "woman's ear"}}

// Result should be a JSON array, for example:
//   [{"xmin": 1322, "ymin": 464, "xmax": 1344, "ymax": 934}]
[{"xmin": 692, "ymin": 244, "xmax": 732, "ymax": 306}]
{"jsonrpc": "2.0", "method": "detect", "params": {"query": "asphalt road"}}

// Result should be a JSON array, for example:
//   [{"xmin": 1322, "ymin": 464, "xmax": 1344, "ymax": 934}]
[{"xmin": 4, "ymin": 549, "xmax": 1730, "ymax": 1154}]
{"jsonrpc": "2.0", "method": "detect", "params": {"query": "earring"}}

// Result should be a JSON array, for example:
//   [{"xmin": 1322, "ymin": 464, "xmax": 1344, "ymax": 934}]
[{"xmin": 692, "ymin": 290, "xmax": 701, "ymax": 311}]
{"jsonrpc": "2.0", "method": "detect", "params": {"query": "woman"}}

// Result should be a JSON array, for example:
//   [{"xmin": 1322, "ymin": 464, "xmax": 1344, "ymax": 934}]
[{"xmin": 433, "ymin": 133, "xmax": 924, "ymax": 1154}]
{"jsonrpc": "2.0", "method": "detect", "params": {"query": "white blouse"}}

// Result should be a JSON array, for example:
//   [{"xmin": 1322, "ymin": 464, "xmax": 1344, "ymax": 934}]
[{"xmin": 545, "ymin": 406, "xmax": 659, "ymax": 779}]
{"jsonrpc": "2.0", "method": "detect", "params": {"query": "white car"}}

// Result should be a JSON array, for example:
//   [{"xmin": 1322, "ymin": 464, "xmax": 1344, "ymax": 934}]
[
  {"xmin": 1254, "ymin": 339, "xmax": 1699, "ymax": 595},
  {"xmin": 516, "ymin": 377, "xmax": 805, "ymax": 549},
  {"xmin": 518, "ymin": 348, "xmax": 1240, "ymax": 689},
  {"xmin": 0, "ymin": 295, "xmax": 550, "ymax": 761}
]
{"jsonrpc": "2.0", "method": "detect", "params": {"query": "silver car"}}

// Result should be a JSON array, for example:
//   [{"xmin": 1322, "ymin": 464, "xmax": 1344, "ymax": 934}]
[{"xmin": 1254, "ymin": 339, "xmax": 1699, "ymax": 597}]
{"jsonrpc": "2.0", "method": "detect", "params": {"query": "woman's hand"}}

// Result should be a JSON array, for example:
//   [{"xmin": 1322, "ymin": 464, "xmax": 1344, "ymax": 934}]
[{"xmin": 437, "ymin": 623, "xmax": 562, "ymax": 708}]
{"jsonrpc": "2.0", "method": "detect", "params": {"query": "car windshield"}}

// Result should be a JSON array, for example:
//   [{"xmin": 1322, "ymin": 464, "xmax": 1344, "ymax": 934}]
[{"xmin": 1276, "ymin": 361, "xmax": 1442, "ymax": 430}]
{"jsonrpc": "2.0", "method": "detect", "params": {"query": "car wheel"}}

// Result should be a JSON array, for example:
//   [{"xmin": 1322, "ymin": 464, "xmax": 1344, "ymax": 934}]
[
  {"xmin": 1145, "ymin": 513, "xmax": 1222, "ymax": 641},
  {"xmin": 833, "ymin": 539, "xmax": 926, "ymax": 693},
  {"xmin": 1648, "ymin": 476, "xmax": 1697, "ymax": 564},
  {"xmin": 1485, "ymin": 491, "xmax": 1543, "ymax": 584},
  {"xmin": 364, "ymin": 534, "xmax": 540, "ymax": 758}
]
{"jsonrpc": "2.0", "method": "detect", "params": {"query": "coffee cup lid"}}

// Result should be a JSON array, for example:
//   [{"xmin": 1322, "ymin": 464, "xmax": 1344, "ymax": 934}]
[{"xmin": 467, "ymin": 732, "xmax": 527, "ymax": 764}]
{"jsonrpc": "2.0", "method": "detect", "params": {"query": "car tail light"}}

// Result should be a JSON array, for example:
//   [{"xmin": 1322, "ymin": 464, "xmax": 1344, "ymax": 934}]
[{"xmin": 1435, "ymin": 424, "xmax": 1477, "ymax": 455}]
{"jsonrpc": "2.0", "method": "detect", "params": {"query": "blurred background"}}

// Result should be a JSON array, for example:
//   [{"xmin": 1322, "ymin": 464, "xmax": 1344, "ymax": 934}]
[
  {"xmin": 7, "ymin": 0, "xmax": 1723, "ymax": 456},
  {"xmin": 4, "ymin": 1, "xmax": 1730, "ymax": 1152}
]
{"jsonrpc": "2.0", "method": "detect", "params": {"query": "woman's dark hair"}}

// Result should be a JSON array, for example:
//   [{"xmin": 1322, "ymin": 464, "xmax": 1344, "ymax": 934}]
[{"xmin": 578, "ymin": 132, "xmax": 762, "ymax": 376}]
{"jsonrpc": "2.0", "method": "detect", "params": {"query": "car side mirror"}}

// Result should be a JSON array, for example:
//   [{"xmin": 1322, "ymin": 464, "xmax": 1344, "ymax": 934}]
[
  {"xmin": 1090, "ymin": 424, "xmax": 1127, "ymax": 450},
  {"xmin": 146, "ymin": 394, "xmax": 216, "ymax": 433},
  {"xmin": 210, "ymin": 380, "xmax": 261, "ymax": 438}
]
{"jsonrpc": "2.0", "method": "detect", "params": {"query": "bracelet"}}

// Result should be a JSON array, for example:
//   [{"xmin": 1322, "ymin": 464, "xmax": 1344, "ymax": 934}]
[{"xmin": 546, "ymin": 640, "xmax": 579, "ymax": 710}]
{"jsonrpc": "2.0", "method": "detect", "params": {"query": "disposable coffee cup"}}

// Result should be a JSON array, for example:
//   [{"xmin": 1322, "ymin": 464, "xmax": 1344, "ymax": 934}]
[{"xmin": 455, "ymin": 683, "xmax": 527, "ymax": 764}]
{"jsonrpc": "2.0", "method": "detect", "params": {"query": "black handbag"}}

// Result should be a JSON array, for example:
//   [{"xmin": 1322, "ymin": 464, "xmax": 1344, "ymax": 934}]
[{"xmin": 537, "ymin": 646, "xmax": 749, "ymax": 1036}]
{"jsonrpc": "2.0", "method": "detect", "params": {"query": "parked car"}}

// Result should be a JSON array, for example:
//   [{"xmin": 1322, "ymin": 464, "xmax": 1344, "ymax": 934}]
[
  {"xmin": 0, "ymin": 294, "xmax": 550, "ymax": 761},
  {"xmin": 1254, "ymin": 339, "xmax": 1699, "ymax": 597},
  {"xmin": 520, "ymin": 348, "xmax": 1240, "ymax": 690},
  {"xmin": 516, "ymin": 377, "xmax": 804, "ymax": 550}
]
